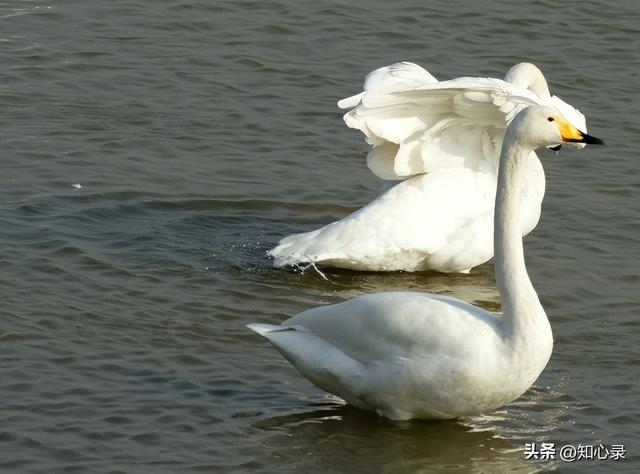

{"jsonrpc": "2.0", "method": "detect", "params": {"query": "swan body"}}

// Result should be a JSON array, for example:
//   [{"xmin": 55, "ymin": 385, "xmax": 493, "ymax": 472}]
[
  {"xmin": 269, "ymin": 62, "xmax": 588, "ymax": 273},
  {"xmin": 250, "ymin": 106, "xmax": 602, "ymax": 420},
  {"xmin": 267, "ymin": 155, "xmax": 543, "ymax": 272}
]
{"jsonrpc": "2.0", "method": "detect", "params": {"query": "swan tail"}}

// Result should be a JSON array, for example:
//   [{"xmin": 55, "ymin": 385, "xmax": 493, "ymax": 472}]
[
  {"xmin": 267, "ymin": 229, "xmax": 342, "ymax": 269},
  {"xmin": 246, "ymin": 323, "xmax": 286, "ymax": 336},
  {"xmin": 247, "ymin": 323, "xmax": 367, "ymax": 407}
]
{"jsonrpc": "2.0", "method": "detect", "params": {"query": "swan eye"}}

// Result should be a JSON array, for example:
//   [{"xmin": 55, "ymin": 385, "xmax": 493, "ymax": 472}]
[{"xmin": 547, "ymin": 117, "xmax": 554, "ymax": 122}]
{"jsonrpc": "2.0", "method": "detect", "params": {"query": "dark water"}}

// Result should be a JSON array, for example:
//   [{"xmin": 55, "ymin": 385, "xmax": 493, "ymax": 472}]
[{"xmin": 1, "ymin": 0, "xmax": 639, "ymax": 472}]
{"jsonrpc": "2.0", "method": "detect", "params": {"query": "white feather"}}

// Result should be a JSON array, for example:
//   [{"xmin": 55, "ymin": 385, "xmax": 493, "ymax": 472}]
[{"xmin": 269, "ymin": 62, "xmax": 587, "ymax": 273}]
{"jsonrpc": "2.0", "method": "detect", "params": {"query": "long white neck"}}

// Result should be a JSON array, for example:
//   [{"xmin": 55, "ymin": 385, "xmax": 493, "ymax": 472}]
[
  {"xmin": 505, "ymin": 63, "xmax": 551, "ymax": 97},
  {"xmin": 494, "ymin": 134, "xmax": 548, "ymax": 342}
]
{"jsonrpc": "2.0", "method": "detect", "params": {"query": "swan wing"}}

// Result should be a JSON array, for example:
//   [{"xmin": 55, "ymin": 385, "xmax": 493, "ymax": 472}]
[
  {"xmin": 337, "ymin": 61, "xmax": 438, "ymax": 110},
  {"xmin": 284, "ymin": 292, "xmax": 502, "ymax": 361},
  {"xmin": 339, "ymin": 62, "xmax": 583, "ymax": 179}
]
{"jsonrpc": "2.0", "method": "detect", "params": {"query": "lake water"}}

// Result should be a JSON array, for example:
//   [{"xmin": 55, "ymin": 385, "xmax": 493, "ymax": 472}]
[{"xmin": 1, "ymin": 0, "xmax": 639, "ymax": 472}]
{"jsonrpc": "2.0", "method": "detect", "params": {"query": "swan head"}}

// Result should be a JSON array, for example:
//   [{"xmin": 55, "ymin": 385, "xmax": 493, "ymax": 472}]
[
  {"xmin": 511, "ymin": 105, "xmax": 603, "ymax": 148},
  {"xmin": 505, "ymin": 62, "xmax": 551, "ymax": 97}
]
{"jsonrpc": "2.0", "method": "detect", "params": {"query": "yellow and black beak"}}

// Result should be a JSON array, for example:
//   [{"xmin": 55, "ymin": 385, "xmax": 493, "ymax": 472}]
[{"xmin": 556, "ymin": 116, "xmax": 604, "ymax": 145}]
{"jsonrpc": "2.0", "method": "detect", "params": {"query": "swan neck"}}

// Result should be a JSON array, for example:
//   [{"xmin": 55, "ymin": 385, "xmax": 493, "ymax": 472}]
[
  {"xmin": 530, "ymin": 78, "xmax": 550, "ymax": 97},
  {"xmin": 505, "ymin": 64, "xmax": 551, "ymax": 97},
  {"xmin": 494, "ymin": 136, "xmax": 546, "ymax": 336}
]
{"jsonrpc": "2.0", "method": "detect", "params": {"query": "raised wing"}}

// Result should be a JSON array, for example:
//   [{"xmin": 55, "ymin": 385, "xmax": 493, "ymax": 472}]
[{"xmin": 339, "ymin": 62, "xmax": 586, "ymax": 180}]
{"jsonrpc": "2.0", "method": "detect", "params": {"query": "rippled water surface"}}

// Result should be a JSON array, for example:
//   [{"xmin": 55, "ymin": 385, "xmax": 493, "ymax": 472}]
[{"xmin": 1, "ymin": 0, "xmax": 639, "ymax": 472}]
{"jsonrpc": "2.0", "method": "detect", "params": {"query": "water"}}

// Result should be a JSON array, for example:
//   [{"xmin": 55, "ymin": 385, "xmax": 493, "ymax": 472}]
[{"xmin": 1, "ymin": 0, "xmax": 639, "ymax": 472}]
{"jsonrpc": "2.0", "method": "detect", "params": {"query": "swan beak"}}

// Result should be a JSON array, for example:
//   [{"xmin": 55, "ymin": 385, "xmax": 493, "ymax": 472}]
[
  {"xmin": 576, "ymin": 132, "xmax": 604, "ymax": 145},
  {"xmin": 557, "ymin": 117, "xmax": 604, "ymax": 145}
]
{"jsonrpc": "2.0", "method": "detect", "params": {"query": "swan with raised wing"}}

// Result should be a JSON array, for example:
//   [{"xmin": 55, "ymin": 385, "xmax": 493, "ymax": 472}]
[
  {"xmin": 250, "ymin": 105, "xmax": 602, "ymax": 420},
  {"xmin": 268, "ymin": 62, "xmax": 588, "ymax": 273}
]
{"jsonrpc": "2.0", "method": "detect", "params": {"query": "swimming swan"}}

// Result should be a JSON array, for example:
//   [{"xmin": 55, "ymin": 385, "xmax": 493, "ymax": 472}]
[
  {"xmin": 268, "ymin": 63, "xmax": 588, "ymax": 273},
  {"xmin": 249, "ymin": 105, "xmax": 602, "ymax": 420}
]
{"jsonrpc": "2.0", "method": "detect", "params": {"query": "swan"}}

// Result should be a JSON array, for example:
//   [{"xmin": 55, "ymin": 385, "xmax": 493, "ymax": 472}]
[
  {"xmin": 249, "ymin": 105, "xmax": 602, "ymax": 420},
  {"xmin": 268, "ymin": 62, "xmax": 588, "ymax": 273}
]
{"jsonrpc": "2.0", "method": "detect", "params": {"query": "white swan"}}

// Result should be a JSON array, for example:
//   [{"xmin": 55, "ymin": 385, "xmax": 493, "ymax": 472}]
[
  {"xmin": 249, "ymin": 105, "xmax": 602, "ymax": 420},
  {"xmin": 268, "ymin": 62, "xmax": 588, "ymax": 273}
]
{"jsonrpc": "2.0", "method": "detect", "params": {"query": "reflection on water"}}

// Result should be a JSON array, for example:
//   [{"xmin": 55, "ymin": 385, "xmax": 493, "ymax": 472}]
[
  {"xmin": 261, "ymin": 256, "xmax": 501, "ymax": 311},
  {"xmin": 245, "ymin": 354, "xmax": 580, "ymax": 473},
  {"xmin": 254, "ymin": 403, "xmax": 552, "ymax": 473},
  {"xmin": 469, "ymin": 384, "xmax": 577, "ymax": 440}
]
